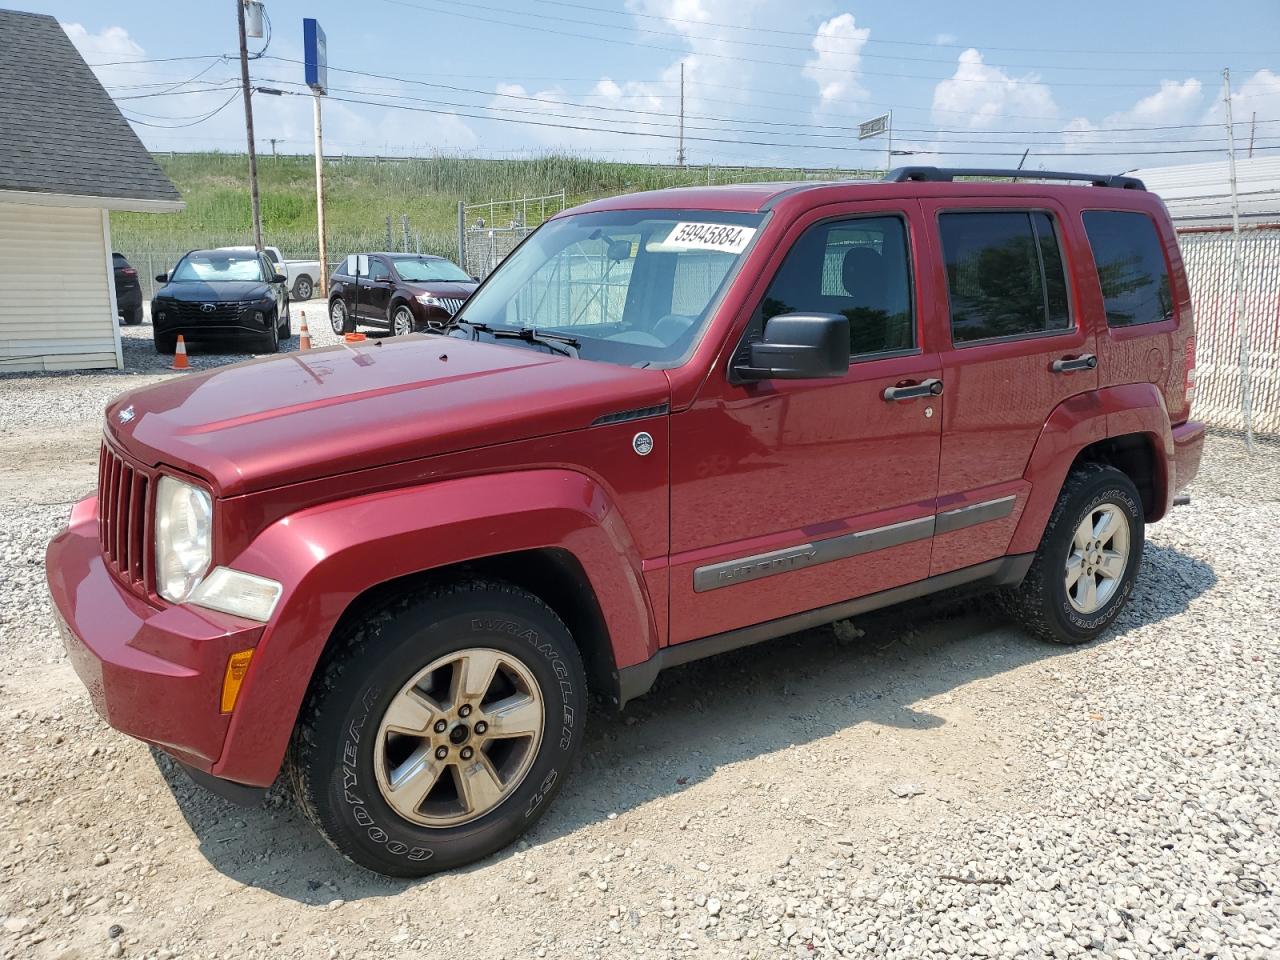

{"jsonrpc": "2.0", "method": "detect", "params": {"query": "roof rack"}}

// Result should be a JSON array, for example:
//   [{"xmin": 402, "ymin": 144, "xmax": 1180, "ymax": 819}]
[{"xmin": 886, "ymin": 166, "xmax": 1146, "ymax": 191}]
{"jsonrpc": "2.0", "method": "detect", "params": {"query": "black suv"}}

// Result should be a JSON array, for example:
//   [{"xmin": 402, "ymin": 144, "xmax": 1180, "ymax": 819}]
[
  {"xmin": 327, "ymin": 253, "xmax": 478, "ymax": 336},
  {"xmin": 151, "ymin": 248, "xmax": 291, "ymax": 353},
  {"xmin": 112, "ymin": 253, "xmax": 143, "ymax": 326}
]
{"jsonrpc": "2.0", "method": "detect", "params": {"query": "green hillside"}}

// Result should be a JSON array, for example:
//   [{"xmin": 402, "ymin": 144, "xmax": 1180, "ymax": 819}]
[{"xmin": 110, "ymin": 152, "xmax": 874, "ymax": 264}]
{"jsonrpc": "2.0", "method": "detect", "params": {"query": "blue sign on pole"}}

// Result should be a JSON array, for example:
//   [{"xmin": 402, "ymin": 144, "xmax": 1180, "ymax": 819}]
[{"xmin": 303, "ymin": 18, "xmax": 327, "ymax": 95}]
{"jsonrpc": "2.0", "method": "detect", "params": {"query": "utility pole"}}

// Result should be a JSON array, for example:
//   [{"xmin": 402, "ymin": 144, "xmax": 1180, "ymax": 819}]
[
  {"xmin": 235, "ymin": 0, "xmax": 264, "ymax": 251},
  {"xmin": 676, "ymin": 63, "xmax": 686, "ymax": 167},
  {"xmin": 1223, "ymin": 68, "xmax": 1253, "ymax": 450},
  {"xmin": 886, "ymin": 110, "xmax": 894, "ymax": 173},
  {"xmin": 313, "ymin": 91, "xmax": 328, "ymax": 294},
  {"xmin": 1248, "ymin": 111, "xmax": 1257, "ymax": 158}
]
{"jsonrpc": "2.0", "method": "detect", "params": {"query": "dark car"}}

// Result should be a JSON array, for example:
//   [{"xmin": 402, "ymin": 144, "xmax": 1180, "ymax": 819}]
[
  {"xmin": 327, "ymin": 253, "xmax": 478, "ymax": 336},
  {"xmin": 112, "ymin": 253, "xmax": 143, "ymax": 326},
  {"xmin": 151, "ymin": 248, "xmax": 291, "ymax": 354}
]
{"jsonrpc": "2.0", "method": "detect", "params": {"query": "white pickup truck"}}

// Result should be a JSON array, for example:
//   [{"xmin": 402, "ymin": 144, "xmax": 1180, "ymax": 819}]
[{"xmin": 227, "ymin": 245, "xmax": 323, "ymax": 301}]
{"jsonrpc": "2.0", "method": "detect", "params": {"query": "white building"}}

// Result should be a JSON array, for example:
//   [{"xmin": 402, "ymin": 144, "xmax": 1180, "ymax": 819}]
[
  {"xmin": 1126, "ymin": 156, "xmax": 1280, "ymax": 230},
  {"xmin": 0, "ymin": 9, "xmax": 184, "ymax": 372}
]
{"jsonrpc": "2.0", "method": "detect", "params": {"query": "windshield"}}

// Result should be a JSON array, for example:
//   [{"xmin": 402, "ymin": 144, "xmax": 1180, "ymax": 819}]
[
  {"xmin": 455, "ymin": 209, "xmax": 764, "ymax": 366},
  {"xmin": 171, "ymin": 252, "xmax": 265, "ymax": 282},
  {"xmin": 393, "ymin": 257, "xmax": 471, "ymax": 283}
]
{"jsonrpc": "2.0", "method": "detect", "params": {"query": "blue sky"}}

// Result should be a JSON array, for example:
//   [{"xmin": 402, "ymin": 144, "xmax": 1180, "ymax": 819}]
[{"xmin": 16, "ymin": 0, "xmax": 1280, "ymax": 171}]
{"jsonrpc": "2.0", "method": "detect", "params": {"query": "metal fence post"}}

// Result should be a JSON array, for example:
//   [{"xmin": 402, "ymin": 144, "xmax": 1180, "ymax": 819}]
[{"xmin": 457, "ymin": 200, "xmax": 467, "ymax": 272}]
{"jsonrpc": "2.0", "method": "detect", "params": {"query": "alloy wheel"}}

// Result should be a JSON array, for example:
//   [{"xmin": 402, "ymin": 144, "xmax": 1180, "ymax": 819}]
[
  {"xmin": 392, "ymin": 307, "xmax": 414, "ymax": 336},
  {"xmin": 373, "ymin": 647, "xmax": 545, "ymax": 828},
  {"xmin": 1065, "ymin": 503, "xmax": 1130, "ymax": 614},
  {"xmin": 295, "ymin": 278, "xmax": 313, "ymax": 300},
  {"xmin": 330, "ymin": 299, "xmax": 346, "ymax": 334}
]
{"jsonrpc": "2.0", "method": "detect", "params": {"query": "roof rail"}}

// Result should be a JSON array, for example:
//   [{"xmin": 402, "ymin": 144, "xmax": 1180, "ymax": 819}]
[{"xmin": 886, "ymin": 166, "xmax": 1146, "ymax": 191}]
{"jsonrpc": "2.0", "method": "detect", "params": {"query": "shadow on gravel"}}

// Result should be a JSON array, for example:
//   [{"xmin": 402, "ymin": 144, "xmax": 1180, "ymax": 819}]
[{"xmin": 160, "ymin": 541, "xmax": 1214, "ymax": 903}]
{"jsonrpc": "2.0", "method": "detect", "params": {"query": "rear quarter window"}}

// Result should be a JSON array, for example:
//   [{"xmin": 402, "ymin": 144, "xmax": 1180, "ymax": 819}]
[{"xmin": 1082, "ymin": 211, "xmax": 1173, "ymax": 327}]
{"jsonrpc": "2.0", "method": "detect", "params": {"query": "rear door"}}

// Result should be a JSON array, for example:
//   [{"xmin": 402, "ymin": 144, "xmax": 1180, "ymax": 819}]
[{"xmin": 920, "ymin": 199, "xmax": 1099, "ymax": 576}]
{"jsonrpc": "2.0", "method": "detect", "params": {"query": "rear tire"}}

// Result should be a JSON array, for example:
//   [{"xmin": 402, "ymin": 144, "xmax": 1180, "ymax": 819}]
[
  {"xmin": 1004, "ymin": 463, "xmax": 1144, "ymax": 645},
  {"xmin": 293, "ymin": 276, "xmax": 314, "ymax": 301},
  {"xmin": 123, "ymin": 306, "xmax": 143, "ymax": 326},
  {"xmin": 329, "ymin": 298, "xmax": 348, "ymax": 335},
  {"xmin": 286, "ymin": 580, "xmax": 588, "ymax": 877}
]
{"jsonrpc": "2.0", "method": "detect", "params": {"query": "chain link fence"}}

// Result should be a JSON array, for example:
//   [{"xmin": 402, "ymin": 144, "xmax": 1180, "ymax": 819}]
[
  {"xmin": 1178, "ymin": 226, "xmax": 1280, "ymax": 435},
  {"xmin": 459, "ymin": 191, "xmax": 566, "ymax": 279}
]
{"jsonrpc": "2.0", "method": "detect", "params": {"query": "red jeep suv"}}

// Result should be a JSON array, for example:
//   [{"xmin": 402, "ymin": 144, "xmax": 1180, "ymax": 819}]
[{"xmin": 47, "ymin": 168, "xmax": 1204, "ymax": 876}]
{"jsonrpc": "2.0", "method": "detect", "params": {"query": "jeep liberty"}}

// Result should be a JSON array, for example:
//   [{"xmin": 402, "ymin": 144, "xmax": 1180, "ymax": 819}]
[{"xmin": 46, "ymin": 167, "xmax": 1205, "ymax": 876}]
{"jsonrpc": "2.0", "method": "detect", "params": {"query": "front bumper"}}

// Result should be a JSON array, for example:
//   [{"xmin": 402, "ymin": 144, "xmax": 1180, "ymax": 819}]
[
  {"xmin": 151, "ymin": 302, "xmax": 275, "ymax": 340},
  {"xmin": 46, "ymin": 496, "xmax": 264, "ymax": 775}
]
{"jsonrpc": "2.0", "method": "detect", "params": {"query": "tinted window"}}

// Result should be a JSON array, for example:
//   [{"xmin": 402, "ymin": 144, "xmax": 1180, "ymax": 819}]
[
  {"xmin": 367, "ymin": 258, "xmax": 390, "ymax": 281},
  {"xmin": 941, "ymin": 212, "xmax": 1071, "ymax": 343},
  {"xmin": 392, "ymin": 257, "xmax": 471, "ymax": 282},
  {"xmin": 264, "ymin": 249, "xmax": 281, "ymax": 265},
  {"xmin": 756, "ymin": 216, "xmax": 914, "ymax": 356},
  {"xmin": 112, "ymin": 253, "xmax": 129, "ymax": 268},
  {"xmin": 1082, "ymin": 211, "xmax": 1172, "ymax": 327}
]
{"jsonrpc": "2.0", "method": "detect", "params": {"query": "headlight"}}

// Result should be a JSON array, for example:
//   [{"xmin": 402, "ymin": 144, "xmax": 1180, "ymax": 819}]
[
  {"xmin": 155, "ymin": 475, "xmax": 212, "ymax": 603},
  {"xmin": 415, "ymin": 294, "xmax": 442, "ymax": 306}
]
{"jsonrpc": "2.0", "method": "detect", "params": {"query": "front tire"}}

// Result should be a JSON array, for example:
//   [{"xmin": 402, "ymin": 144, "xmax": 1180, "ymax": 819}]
[
  {"xmin": 391, "ymin": 305, "xmax": 415, "ymax": 336},
  {"xmin": 153, "ymin": 329, "xmax": 176, "ymax": 354},
  {"xmin": 286, "ymin": 580, "xmax": 588, "ymax": 877},
  {"xmin": 329, "ymin": 298, "xmax": 348, "ymax": 335},
  {"xmin": 258, "ymin": 310, "xmax": 280, "ymax": 353},
  {"xmin": 1005, "ymin": 463, "xmax": 1144, "ymax": 645}
]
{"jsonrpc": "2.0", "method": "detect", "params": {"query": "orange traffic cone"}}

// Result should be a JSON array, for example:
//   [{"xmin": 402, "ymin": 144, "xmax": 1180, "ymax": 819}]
[
  {"xmin": 172, "ymin": 334, "xmax": 190, "ymax": 370},
  {"xmin": 298, "ymin": 311, "xmax": 312, "ymax": 350}
]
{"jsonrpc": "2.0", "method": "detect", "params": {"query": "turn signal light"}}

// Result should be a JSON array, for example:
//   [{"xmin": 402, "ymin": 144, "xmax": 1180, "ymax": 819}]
[{"xmin": 220, "ymin": 649, "xmax": 255, "ymax": 713}]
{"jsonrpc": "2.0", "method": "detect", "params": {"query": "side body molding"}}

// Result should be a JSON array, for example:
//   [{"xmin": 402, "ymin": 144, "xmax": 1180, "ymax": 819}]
[
  {"xmin": 211, "ymin": 469, "xmax": 658, "ymax": 786},
  {"xmin": 1010, "ymin": 384, "xmax": 1173, "ymax": 555}
]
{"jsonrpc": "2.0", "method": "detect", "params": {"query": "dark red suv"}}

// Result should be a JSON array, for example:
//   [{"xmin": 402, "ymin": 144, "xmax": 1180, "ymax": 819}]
[
  {"xmin": 47, "ymin": 168, "xmax": 1203, "ymax": 876},
  {"xmin": 327, "ymin": 252, "xmax": 477, "ymax": 336}
]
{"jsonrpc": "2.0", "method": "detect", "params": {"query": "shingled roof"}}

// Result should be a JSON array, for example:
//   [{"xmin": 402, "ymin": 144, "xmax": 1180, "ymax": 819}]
[{"xmin": 0, "ymin": 9, "xmax": 184, "ymax": 210}]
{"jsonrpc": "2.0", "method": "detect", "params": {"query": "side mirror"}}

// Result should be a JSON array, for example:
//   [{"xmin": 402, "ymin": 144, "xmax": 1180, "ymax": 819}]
[
  {"xmin": 471, "ymin": 275, "xmax": 481, "ymax": 282},
  {"xmin": 155, "ymin": 273, "xmax": 168, "ymax": 283},
  {"xmin": 272, "ymin": 272, "xmax": 287, "ymax": 283},
  {"xmin": 733, "ymin": 313, "xmax": 850, "ymax": 382}
]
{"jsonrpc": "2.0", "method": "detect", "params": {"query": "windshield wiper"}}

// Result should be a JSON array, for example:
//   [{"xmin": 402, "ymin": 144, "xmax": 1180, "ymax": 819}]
[{"xmin": 450, "ymin": 320, "xmax": 580, "ymax": 358}]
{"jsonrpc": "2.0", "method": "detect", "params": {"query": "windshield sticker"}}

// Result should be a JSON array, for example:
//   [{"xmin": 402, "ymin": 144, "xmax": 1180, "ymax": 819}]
[{"xmin": 649, "ymin": 222, "xmax": 756, "ymax": 255}]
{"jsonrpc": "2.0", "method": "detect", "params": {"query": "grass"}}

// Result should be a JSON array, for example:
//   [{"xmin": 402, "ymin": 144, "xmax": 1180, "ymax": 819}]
[{"xmin": 110, "ymin": 152, "xmax": 877, "ymax": 265}]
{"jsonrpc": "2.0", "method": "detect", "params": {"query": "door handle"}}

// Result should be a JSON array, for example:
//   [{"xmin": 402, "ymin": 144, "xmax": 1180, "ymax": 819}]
[
  {"xmin": 1051, "ymin": 354, "xmax": 1097, "ymax": 373},
  {"xmin": 883, "ymin": 378, "xmax": 944, "ymax": 402}
]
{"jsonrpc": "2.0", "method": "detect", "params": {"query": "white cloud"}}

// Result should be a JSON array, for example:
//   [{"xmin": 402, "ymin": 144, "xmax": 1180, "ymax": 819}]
[
  {"xmin": 931, "ymin": 48, "xmax": 1059, "ymax": 129},
  {"xmin": 802, "ymin": 13, "xmax": 870, "ymax": 108},
  {"xmin": 933, "ymin": 32, "xmax": 958, "ymax": 46}
]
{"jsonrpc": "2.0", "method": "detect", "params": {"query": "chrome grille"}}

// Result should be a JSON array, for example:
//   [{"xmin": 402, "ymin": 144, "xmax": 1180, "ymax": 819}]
[
  {"xmin": 97, "ymin": 442, "xmax": 151, "ymax": 594},
  {"xmin": 439, "ymin": 297, "xmax": 465, "ymax": 315}
]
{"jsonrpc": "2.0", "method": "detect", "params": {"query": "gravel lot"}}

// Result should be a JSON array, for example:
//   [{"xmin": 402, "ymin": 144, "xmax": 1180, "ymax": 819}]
[{"xmin": 1, "ymin": 312, "xmax": 1277, "ymax": 960}]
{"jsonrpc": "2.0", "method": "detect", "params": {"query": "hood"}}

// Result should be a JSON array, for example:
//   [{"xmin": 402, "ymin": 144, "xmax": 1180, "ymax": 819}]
[
  {"xmin": 104, "ymin": 336, "xmax": 670, "ymax": 497},
  {"xmin": 400, "ymin": 280, "xmax": 478, "ymax": 298},
  {"xmin": 156, "ymin": 280, "xmax": 272, "ymax": 302}
]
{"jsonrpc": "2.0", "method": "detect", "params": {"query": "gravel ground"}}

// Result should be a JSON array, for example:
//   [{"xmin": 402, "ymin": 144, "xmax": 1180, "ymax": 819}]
[{"xmin": 0, "ymin": 315, "xmax": 1277, "ymax": 960}]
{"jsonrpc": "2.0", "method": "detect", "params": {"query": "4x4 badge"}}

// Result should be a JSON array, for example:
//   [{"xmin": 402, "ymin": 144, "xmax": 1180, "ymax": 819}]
[{"xmin": 632, "ymin": 432, "xmax": 654, "ymax": 456}]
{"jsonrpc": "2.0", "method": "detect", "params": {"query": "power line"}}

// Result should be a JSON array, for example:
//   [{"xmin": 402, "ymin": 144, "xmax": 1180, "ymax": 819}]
[
  {"xmin": 522, "ymin": 0, "xmax": 1279, "ymax": 58},
  {"xmin": 259, "ymin": 58, "xmax": 1280, "ymax": 144},
  {"xmin": 298, "ymin": 88, "xmax": 1280, "ymax": 158},
  {"xmin": 122, "ymin": 91, "xmax": 242, "ymax": 128},
  {"xmin": 370, "ymin": 0, "xmax": 1226, "ymax": 89}
]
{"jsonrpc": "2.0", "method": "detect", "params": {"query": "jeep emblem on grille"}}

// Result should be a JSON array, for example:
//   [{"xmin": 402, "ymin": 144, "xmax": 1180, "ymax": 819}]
[
  {"xmin": 117, "ymin": 405, "xmax": 135, "ymax": 424},
  {"xmin": 201, "ymin": 303, "xmax": 217, "ymax": 313}
]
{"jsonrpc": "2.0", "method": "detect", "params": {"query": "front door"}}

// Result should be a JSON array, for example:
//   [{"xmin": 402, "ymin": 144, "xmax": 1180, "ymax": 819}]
[
  {"xmin": 668, "ymin": 205, "xmax": 943, "ymax": 645},
  {"xmin": 361, "ymin": 257, "xmax": 393, "ymax": 321},
  {"xmin": 920, "ymin": 200, "xmax": 1100, "ymax": 576}
]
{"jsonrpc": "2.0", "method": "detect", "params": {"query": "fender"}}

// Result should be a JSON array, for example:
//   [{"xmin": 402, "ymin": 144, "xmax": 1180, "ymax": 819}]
[
  {"xmin": 210, "ymin": 469, "xmax": 658, "ymax": 786},
  {"xmin": 1009, "ymin": 384, "xmax": 1173, "ymax": 555}
]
